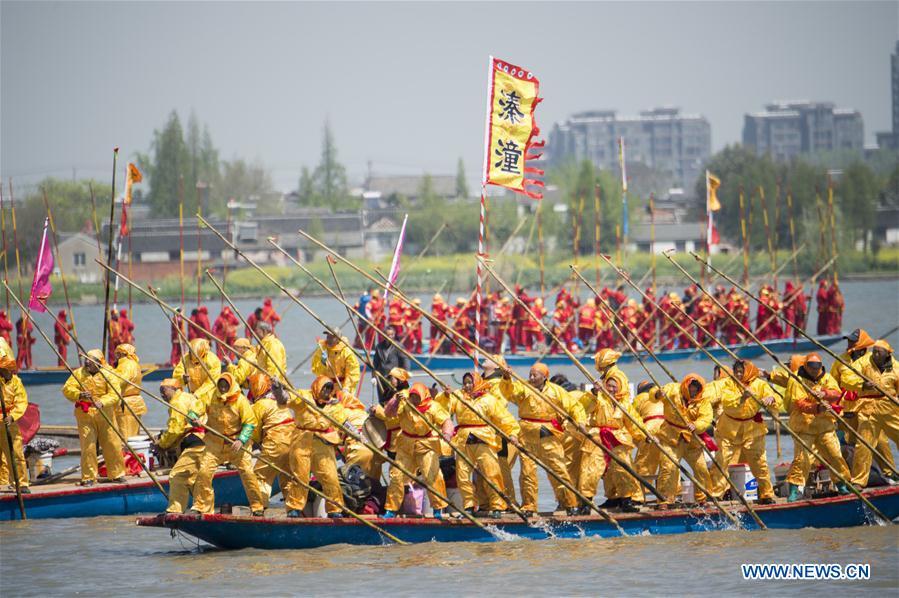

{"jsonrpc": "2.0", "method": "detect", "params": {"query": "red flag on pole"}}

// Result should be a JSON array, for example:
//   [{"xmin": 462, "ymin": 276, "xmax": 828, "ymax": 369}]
[{"xmin": 28, "ymin": 218, "xmax": 54, "ymax": 312}]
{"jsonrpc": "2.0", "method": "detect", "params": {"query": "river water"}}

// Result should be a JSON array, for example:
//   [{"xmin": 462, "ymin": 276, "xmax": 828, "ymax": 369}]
[{"xmin": 2, "ymin": 278, "xmax": 898, "ymax": 595}]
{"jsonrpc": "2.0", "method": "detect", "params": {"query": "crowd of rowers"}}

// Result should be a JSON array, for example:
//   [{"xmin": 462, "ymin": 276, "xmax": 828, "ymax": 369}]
[
  {"xmin": 350, "ymin": 278, "xmax": 844, "ymax": 356},
  {"xmin": 1, "ymin": 278, "xmax": 844, "ymax": 370},
  {"xmin": 1, "ymin": 314, "xmax": 894, "ymax": 521}
]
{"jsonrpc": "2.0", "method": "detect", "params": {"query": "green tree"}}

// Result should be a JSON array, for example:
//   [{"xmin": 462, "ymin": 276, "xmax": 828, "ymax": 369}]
[
  {"xmin": 139, "ymin": 110, "xmax": 191, "ymax": 216},
  {"xmin": 837, "ymin": 161, "xmax": 879, "ymax": 255},
  {"xmin": 220, "ymin": 159, "xmax": 278, "ymax": 215},
  {"xmin": 297, "ymin": 166, "xmax": 317, "ymax": 206},
  {"xmin": 312, "ymin": 121, "xmax": 350, "ymax": 209},
  {"xmin": 455, "ymin": 157, "xmax": 469, "ymax": 198}
]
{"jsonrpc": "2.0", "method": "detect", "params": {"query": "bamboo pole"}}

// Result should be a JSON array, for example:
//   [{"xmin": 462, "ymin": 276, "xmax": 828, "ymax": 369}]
[
  {"xmin": 601, "ymin": 256, "xmax": 891, "ymax": 523},
  {"xmin": 571, "ymin": 265, "xmax": 768, "ymax": 529},
  {"xmin": 179, "ymin": 177, "xmax": 185, "ymax": 313},
  {"xmin": 827, "ymin": 178, "xmax": 838, "ymax": 285},
  {"xmin": 41, "ymin": 188, "xmax": 77, "ymax": 337},
  {"xmin": 757, "ymin": 186, "xmax": 776, "ymax": 288},
  {"xmin": 101, "ymin": 150, "xmax": 119, "ymax": 355},
  {"xmin": 786, "ymin": 188, "xmax": 799, "ymax": 282},
  {"xmin": 739, "ymin": 185, "xmax": 749, "ymax": 287},
  {"xmin": 0, "ymin": 382, "xmax": 26, "ymax": 518}
]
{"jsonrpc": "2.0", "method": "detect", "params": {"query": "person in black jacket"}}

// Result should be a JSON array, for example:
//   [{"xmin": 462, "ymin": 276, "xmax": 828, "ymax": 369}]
[{"xmin": 372, "ymin": 327, "xmax": 410, "ymax": 404}]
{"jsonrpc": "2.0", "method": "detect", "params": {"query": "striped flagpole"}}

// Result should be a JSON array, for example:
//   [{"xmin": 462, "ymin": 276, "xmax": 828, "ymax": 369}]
[{"xmin": 475, "ymin": 185, "xmax": 487, "ymax": 350}]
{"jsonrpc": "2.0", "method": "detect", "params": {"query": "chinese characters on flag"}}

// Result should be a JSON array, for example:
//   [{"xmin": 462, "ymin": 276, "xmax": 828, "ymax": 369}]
[{"xmin": 484, "ymin": 58, "xmax": 544, "ymax": 199}]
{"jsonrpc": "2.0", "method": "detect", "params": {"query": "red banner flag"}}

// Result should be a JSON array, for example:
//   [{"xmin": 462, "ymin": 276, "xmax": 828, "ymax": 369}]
[{"xmin": 28, "ymin": 218, "xmax": 54, "ymax": 312}]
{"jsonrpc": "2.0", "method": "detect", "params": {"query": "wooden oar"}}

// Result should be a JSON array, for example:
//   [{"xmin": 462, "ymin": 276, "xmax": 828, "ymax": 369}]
[
  {"xmin": 696, "ymin": 253, "xmax": 899, "ymax": 408},
  {"xmin": 5, "ymin": 284, "xmax": 169, "ymax": 500},
  {"xmin": 671, "ymin": 252, "xmax": 897, "ymax": 480},
  {"xmin": 478, "ymin": 258, "xmax": 743, "ymax": 528},
  {"xmin": 0, "ymin": 386, "xmax": 26, "ymax": 519},
  {"xmin": 602, "ymin": 255, "xmax": 892, "ymax": 524},
  {"xmin": 572, "ymin": 266, "xmax": 768, "ymax": 529},
  {"xmin": 265, "ymin": 256, "xmax": 531, "ymax": 523}
]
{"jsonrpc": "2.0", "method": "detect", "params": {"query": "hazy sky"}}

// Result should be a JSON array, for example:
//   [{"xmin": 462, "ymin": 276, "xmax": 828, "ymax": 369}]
[{"xmin": 2, "ymin": 1, "xmax": 897, "ymax": 193}]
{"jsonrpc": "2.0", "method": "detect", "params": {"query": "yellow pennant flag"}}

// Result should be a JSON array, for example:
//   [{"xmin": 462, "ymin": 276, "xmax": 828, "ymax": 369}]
[
  {"xmin": 124, "ymin": 162, "xmax": 143, "ymax": 205},
  {"xmin": 484, "ymin": 57, "xmax": 544, "ymax": 199},
  {"xmin": 707, "ymin": 172, "xmax": 722, "ymax": 212}
]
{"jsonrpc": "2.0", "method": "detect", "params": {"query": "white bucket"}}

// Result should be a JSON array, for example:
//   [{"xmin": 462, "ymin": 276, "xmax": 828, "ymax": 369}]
[
  {"xmin": 28, "ymin": 451, "xmax": 53, "ymax": 479},
  {"xmin": 679, "ymin": 478, "xmax": 695, "ymax": 503},
  {"xmin": 729, "ymin": 463, "xmax": 758, "ymax": 501},
  {"xmin": 127, "ymin": 435, "xmax": 153, "ymax": 471}
]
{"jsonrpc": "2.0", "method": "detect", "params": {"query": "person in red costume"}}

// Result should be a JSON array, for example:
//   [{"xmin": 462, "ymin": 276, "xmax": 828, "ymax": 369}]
[
  {"xmin": 196, "ymin": 306, "xmax": 212, "ymax": 340},
  {"xmin": 54, "ymin": 309, "xmax": 72, "ymax": 365},
  {"xmin": 213, "ymin": 306, "xmax": 238, "ymax": 360},
  {"xmin": 404, "ymin": 298, "xmax": 424, "ymax": 354},
  {"xmin": 428, "ymin": 293, "xmax": 451, "ymax": 353},
  {"xmin": 522, "ymin": 297, "xmax": 546, "ymax": 350},
  {"xmin": 815, "ymin": 279, "xmax": 830, "ymax": 335},
  {"xmin": 577, "ymin": 298, "xmax": 597, "ymax": 349},
  {"xmin": 169, "ymin": 309, "xmax": 186, "ymax": 366},
  {"xmin": 15, "ymin": 314, "xmax": 34, "ymax": 369},
  {"xmin": 636, "ymin": 287, "xmax": 657, "ymax": 351},
  {"xmin": 827, "ymin": 282, "xmax": 844, "ymax": 335},
  {"xmin": 0, "ymin": 310, "xmax": 11, "ymax": 345},
  {"xmin": 512, "ymin": 285, "xmax": 532, "ymax": 352},
  {"xmin": 261, "ymin": 297, "xmax": 281, "ymax": 330}
]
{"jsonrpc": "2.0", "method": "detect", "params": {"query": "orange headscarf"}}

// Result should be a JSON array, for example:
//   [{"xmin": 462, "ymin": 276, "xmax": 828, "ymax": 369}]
[
  {"xmin": 409, "ymin": 382, "xmax": 432, "ymax": 412},
  {"xmin": 216, "ymin": 372, "xmax": 241, "ymax": 402},
  {"xmin": 465, "ymin": 372, "xmax": 492, "ymax": 398},
  {"xmin": 873, "ymin": 339, "xmax": 893, "ymax": 353},
  {"xmin": 737, "ymin": 360, "xmax": 760, "ymax": 385},
  {"xmin": 531, "ymin": 362, "xmax": 550, "ymax": 379},
  {"xmin": 679, "ymin": 373, "xmax": 706, "ymax": 403},
  {"xmin": 594, "ymin": 348, "xmax": 621, "ymax": 371},
  {"xmin": 788, "ymin": 354, "xmax": 805, "ymax": 373},
  {"xmin": 248, "ymin": 372, "xmax": 272, "ymax": 400},
  {"xmin": 0, "ymin": 354, "xmax": 16, "ymax": 373},
  {"xmin": 850, "ymin": 329, "xmax": 875, "ymax": 352},
  {"xmin": 310, "ymin": 375, "xmax": 335, "ymax": 404}
]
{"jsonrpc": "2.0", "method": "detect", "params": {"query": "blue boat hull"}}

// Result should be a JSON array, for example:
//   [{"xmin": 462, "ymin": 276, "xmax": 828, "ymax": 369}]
[
  {"xmin": 19, "ymin": 364, "xmax": 174, "ymax": 387},
  {"xmin": 413, "ymin": 334, "xmax": 844, "ymax": 371},
  {"xmin": 137, "ymin": 486, "xmax": 899, "ymax": 550},
  {"xmin": 0, "ymin": 470, "xmax": 247, "ymax": 521}
]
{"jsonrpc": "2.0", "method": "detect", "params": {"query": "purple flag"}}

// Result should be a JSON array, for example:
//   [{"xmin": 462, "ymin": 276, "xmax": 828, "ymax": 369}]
[
  {"xmin": 28, "ymin": 218, "xmax": 53, "ymax": 312},
  {"xmin": 383, "ymin": 213, "xmax": 408, "ymax": 304}
]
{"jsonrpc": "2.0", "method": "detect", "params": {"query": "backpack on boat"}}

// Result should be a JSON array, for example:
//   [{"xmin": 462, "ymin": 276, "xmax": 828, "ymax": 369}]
[{"xmin": 338, "ymin": 464, "xmax": 372, "ymax": 512}]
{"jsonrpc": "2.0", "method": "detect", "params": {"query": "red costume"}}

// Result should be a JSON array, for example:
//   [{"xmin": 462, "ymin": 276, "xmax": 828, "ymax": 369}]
[
  {"xmin": 170, "ymin": 312, "xmax": 186, "ymax": 366},
  {"xmin": 365, "ymin": 292, "xmax": 385, "ymax": 348},
  {"xmin": 213, "ymin": 306, "xmax": 239, "ymax": 359},
  {"xmin": 827, "ymin": 283, "xmax": 844, "ymax": 335},
  {"xmin": 815, "ymin": 280, "xmax": 829, "ymax": 335},
  {"xmin": 54, "ymin": 309, "xmax": 72, "ymax": 366},
  {"xmin": 261, "ymin": 298, "xmax": 281, "ymax": 329},
  {"xmin": 196, "ymin": 306, "xmax": 212, "ymax": 339},
  {"xmin": 0, "ymin": 310, "xmax": 13, "ymax": 345},
  {"xmin": 522, "ymin": 298, "xmax": 546, "ymax": 349},
  {"xmin": 15, "ymin": 316, "xmax": 34, "ymax": 370},
  {"xmin": 577, "ymin": 300, "xmax": 597, "ymax": 347},
  {"xmin": 429, "ymin": 294, "xmax": 451, "ymax": 353},
  {"xmin": 118, "ymin": 309, "xmax": 135, "ymax": 345},
  {"xmin": 404, "ymin": 300, "xmax": 423, "ymax": 354}
]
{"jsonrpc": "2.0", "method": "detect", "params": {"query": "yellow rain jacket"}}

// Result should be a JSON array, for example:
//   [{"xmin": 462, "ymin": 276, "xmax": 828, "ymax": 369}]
[
  {"xmin": 786, "ymin": 371, "xmax": 842, "ymax": 435},
  {"xmin": 62, "ymin": 364, "xmax": 119, "ymax": 409},
  {"xmin": 1, "ymin": 374, "xmax": 27, "ymax": 421},
  {"xmin": 841, "ymin": 352, "xmax": 899, "ymax": 416},
  {"xmin": 157, "ymin": 389, "xmax": 207, "ymax": 450},
  {"xmin": 634, "ymin": 388, "xmax": 665, "ymax": 435},
  {"xmin": 499, "ymin": 377, "xmax": 586, "ymax": 434},
  {"xmin": 206, "ymin": 373, "xmax": 257, "ymax": 442},
  {"xmin": 172, "ymin": 339, "xmax": 221, "ymax": 404},
  {"xmin": 449, "ymin": 388, "xmax": 519, "ymax": 451},
  {"xmin": 717, "ymin": 370, "xmax": 780, "ymax": 442},
  {"xmin": 311, "ymin": 337, "xmax": 361, "ymax": 394},
  {"xmin": 657, "ymin": 377, "xmax": 713, "ymax": 446},
  {"xmin": 257, "ymin": 334, "xmax": 287, "ymax": 379},
  {"xmin": 288, "ymin": 376, "xmax": 348, "ymax": 446},
  {"xmin": 228, "ymin": 345, "xmax": 259, "ymax": 387}
]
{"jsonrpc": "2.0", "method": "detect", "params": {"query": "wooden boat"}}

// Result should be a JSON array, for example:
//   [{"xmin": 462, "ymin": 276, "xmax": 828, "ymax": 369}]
[
  {"xmin": 0, "ymin": 469, "xmax": 248, "ymax": 521},
  {"xmin": 413, "ymin": 333, "xmax": 844, "ymax": 371},
  {"xmin": 19, "ymin": 363, "xmax": 174, "ymax": 387},
  {"xmin": 136, "ymin": 485, "xmax": 899, "ymax": 550}
]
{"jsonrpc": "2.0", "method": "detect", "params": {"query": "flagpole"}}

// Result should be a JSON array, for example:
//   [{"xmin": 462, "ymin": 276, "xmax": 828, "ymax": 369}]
[
  {"xmin": 41, "ymin": 188, "xmax": 76, "ymax": 336},
  {"xmin": 594, "ymin": 183, "xmax": 601, "ymax": 290},
  {"xmin": 475, "ymin": 55, "xmax": 494, "ymax": 354},
  {"xmin": 178, "ymin": 176, "xmax": 185, "ymax": 313},
  {"xmin": 537, "ymin": 198, "xmax": 545, "ymax": 299},
  {"xmin": 739, "ymin": 185, "xmax": 749, "ymax": 287},
  {"xmin": 786, "ymin": 187, "xmax": 799, "ymax": 281},
  {"xmin": 196, "ymin": 183, "xmax": 203, "ymax": 308},
  {"xmin": 0, "ymin": 182, "xmax": 8, "ymax": 314},
  {"xmin": 827, "ymin": 176, "xmax": 838, "ymax": 285},
  {"xmin": 649, "ymin": 192, "xmax": 656, "ymax": 294},
  {"xmin": 101, "ymin": 148, "xmax": 119, "ymax": 356}
]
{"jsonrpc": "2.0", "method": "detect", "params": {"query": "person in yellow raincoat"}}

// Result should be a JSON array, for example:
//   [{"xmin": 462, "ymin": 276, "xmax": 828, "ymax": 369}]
[
  {"xmin": 832, "ymin": 330, "xmax": 896, "ymax": 481},
  {"xmin": 335, "ymin": 382, "xmax": 376, "ymax": 479},
  {"xmin": 594, "ymin": 349, "xmax": 645, "ymax": 507},
  {"xmin": 62, "ymin": 349, "xmax": 126, "ymax": 485},
  {"xmin": 253, "ymin": 322, "xmax": 287, "ymax": 379},
  {"xmin": 784, "ymin": 354, "xmax": 851, "ymax": 500},
  {"xmin": 190, "ymin": 373, "xmax": 264, "ymax": 515},
  {"xmin": 703, "ymin": 364, "xmax": 732, "ymax": 421},
  {"xmin": 655, "ymin": 374, "xmax": 713, "ymax": 507},
  {"xmin": 244, "ymin": 372, "xmax": 296, "ymax": 509},
  {"xmin": 382, "ymin": 382, "xmax": 453, "ymax": 518},
  {"xmin": 449, "ymin": 372, "xmax": 520, "ymax": 516},
  {"xmin": 0, "ymin": 356, "xmax": 29, "ymax": 492},
  {"xmin": 284, "ymin": 375, "xmax": 348, "ymax": 518},
  {"xmin": 172, "ymin": 338, "xmax": 221, "ymax": 404},
  {"xmin": 632, "ymin": 380, "xmax": 664, "ymax": 481},
  {"xmin": 112, "ymin": 343, "xmax": 146, "ymax": 439},
  {"xmin": 842, "ymin": 340, "xmax": 899, "ymax": 487},
  {"xmin": 578, "ymin": 376, "xmax": 641, "ymax": 513},
  {"xmin": 481, "ymin": 354, "xmax": 519, "ymax": 506},
  {"xmin": 154, "ymin": 378, "xmax": 207, "ymax": 513},
  {"xmin": 709, "ymin": 360, "xmax": 779, "ymax": 504},
  {"xmin": 311, "ymin": 331, "xmax": 360, "ymax": 395},
  {"xmin": 550, "ymin": 373, "xmax": 594, "ymax": 497},
  {"xmin": 500, "ymin": 363, "xmax": 585, "ymax": 516},
  {"xmin": 367, "ymin": 367, "xmax": 409, "ymax": 480},
  {"xmin": 227, "ymin": 338, "xmax": 257, "ymax": 387}
]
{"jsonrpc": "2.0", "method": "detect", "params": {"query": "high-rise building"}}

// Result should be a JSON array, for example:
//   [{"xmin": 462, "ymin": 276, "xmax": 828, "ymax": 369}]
[
  {"xmin": 876, "ymin": 40, "xmax": 899, "ymax": 150},
  {"xmin": 743, "ymin": 101, "xmax": 864, "ymax": 160},
  {"xmin": 548, "ymin": 107, "xmax": 711, "ymax": 189}
]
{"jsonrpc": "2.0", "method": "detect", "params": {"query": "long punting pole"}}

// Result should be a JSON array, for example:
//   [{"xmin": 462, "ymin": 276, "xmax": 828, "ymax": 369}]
[
  {"xmin": 739, "ymin": 185, "xmax": 749, "ymax": 286},
  {"xmin": 178, "ymin": 176, "xmax": 185, "ymax": 313},
  {"xmin": 786, "ymin": 188, "xmax": 799, "ymax": 281},
  {"xmin": 101, "ymin": 148, "xmax": 119, "ymax": 355}
]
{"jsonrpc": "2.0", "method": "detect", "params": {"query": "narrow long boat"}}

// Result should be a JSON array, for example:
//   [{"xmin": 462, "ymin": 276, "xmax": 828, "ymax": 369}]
[
  {"xmin": 415, "ymin": 333, "xmax": 844, "ymax": 370},
  {"xmin": 136, "ymin": 485, "xmax": 899, "ymax": 550},
  {"xmin": 0, "ymin": 470, "xmax": 248, "ymax": 521},
  {"xmin": 17, "ymin": 334, "xmax": 843, "ymax": 385}
]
